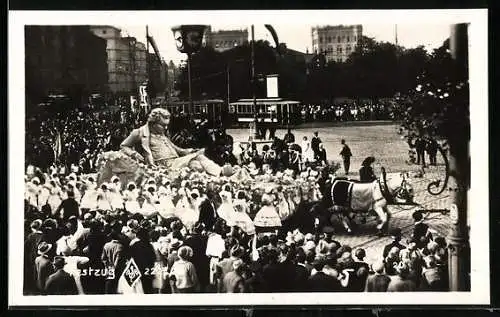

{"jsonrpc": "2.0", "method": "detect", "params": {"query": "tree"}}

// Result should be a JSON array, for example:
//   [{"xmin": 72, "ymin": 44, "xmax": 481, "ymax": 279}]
[{"xmin": 400, "ymin": 26, "xmax": 469, "ymax": 291}]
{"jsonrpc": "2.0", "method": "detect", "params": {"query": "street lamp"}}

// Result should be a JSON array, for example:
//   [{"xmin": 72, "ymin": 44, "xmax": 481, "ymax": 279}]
[{"xmin": 171, "ymin": 25, "xmax": 208, "ymax": 116}]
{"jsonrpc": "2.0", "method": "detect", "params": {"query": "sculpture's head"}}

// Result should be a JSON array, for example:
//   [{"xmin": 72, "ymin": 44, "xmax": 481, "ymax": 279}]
[{"xmin": 148, "ymin": 108, "xmax": 171, "ymax": 132}]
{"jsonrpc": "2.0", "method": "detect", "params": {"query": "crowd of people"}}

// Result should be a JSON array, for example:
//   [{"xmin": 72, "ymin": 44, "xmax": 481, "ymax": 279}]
[
  {"xmin": 24, "ymin": 145, "xmax": 449, "ymax": 294},
  {"xmin": 23, "ymin": 99, "xmax": 450, "ymax": 295},
  {"xmin": 300, "ymin": 100, "xmax": 403, "ymax": 123},
  {"xmin": 24, "ymin": 163, "xmax": 449, "ymax": 295}
]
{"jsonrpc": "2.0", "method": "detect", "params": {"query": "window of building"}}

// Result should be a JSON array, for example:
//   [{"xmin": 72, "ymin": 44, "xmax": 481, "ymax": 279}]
[
  {"xmin": 327, "ymin": 36, "xmax": 331, "ymax": 43},
  {"xmin": 354, "ymin": 35, "xmax": 357, "ymax": 42},
  {"xmin": 347, "ymin": 36, "xmax": 350, "ymax": 42},
  {"xmin": 337, "ymin": 36, "xmax": 341, "ymax": 43},
  {"xmin": 338, "ymin": 58, "xmax": 342, "ymax": 62},
  {"xmin": 346, "ymin": 45, "xmax": 351, "ymax": 52},
  {"xmin": 319, "ymin": 37, "xmax": 323, "ymax": 44}
]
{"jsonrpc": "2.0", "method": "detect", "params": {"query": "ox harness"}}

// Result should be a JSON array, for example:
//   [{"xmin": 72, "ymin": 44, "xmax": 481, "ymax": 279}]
[{"xmin": 330, "ymin": 179, "xmax": 354, "ymax": 208}]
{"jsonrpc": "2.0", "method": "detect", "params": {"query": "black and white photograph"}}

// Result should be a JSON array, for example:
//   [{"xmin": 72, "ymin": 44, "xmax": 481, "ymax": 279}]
[{"xmin": 9, "ymin": 10, "xmax": 488, "ymax": 306}]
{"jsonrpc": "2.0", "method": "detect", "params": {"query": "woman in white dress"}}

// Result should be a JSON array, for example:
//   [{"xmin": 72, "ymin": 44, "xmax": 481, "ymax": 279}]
[
  {"xmin": 96, "ymin": 183, "xmax": 113, "ymax": 211},
  {"xmin": 175, "ymin": 188, "xmax": 200, "ymax": 232},
  {"xmin": 157, "ymin": 186, "xmax": 176, "ymax": 220},
  {"xmin": 47, "ymin": 179, "xmax": 63, "ymax": 216},
  {"xmin": 301, "ymin": 136, "xmax": 315, "ymax": 165},
  {"xmin": 139, "ymin": 185, "xmax": 159, "ymax": 218},
  {"xmin": 253, "ymin": 193, "xmax": 282, "ymax": 231},
  {"xmin": 80, "ymin": 176, "xmax": 99, "ymax": 212},
  {"xmin": 109, "ymin": 176, "xmax": 125, "ymax": 211},
  {"xmin": 216, "ymin": 187, "xmax": 235, "ymax": 227},
  {"xmin": 123, "ymin": 182, "xmax": 140, "ymax": 214}
]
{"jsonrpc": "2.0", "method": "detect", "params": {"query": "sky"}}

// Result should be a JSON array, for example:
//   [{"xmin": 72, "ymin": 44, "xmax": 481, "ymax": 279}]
[{"xmin": 118, "ymin": 23, "xmax": 451, "ymax": 65}]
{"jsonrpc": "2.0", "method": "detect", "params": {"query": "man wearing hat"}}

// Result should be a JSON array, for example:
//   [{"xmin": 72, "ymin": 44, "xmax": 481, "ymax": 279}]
[
  {"xmin": 35, "ymin": 241, "xmax": 55, "ymax": 294},
  {"xmin": 44, "ymin": 256, "xmax": 78, "ymax": 295},
  {"xmin": 382, "ymin": 227, "xmax": 405, "ymax": 258}
]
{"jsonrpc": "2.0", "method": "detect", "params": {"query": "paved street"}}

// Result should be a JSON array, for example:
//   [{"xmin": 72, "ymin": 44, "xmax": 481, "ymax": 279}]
[{"xmin": 228, "ymin": 122, "xmax": 453, "ymax": 265}]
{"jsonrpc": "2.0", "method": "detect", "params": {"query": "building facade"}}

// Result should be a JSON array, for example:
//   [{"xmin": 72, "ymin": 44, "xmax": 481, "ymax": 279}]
[
  {"xmin": 311, "ymin": 25, "xmax": 363, "ymax": 63},
  {"xmin": 204, "ymin": 26, "xmax": 249, "ymax": 52},
  {"xmin": 90, "ymin": 26, "xmax": 147, "ymax": 94},
  {"xmin": 25, "ymin": 25, "xmax": 108, "ymax": 103}
]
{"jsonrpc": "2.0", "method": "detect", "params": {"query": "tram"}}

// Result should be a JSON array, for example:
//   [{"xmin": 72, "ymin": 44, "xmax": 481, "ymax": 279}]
[
  {"xmin": 229, "ymin": 98, "xmax": 302, "ymax": 127},
  {"xmin": 161, "ymin": 99, "xmax": 226, "ymax": 126}
]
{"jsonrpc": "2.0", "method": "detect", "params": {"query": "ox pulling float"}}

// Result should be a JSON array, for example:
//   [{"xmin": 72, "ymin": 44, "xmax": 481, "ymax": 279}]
[{"xmin": 317, "ymin": 167, "xmax": 416, "ymax": 236}]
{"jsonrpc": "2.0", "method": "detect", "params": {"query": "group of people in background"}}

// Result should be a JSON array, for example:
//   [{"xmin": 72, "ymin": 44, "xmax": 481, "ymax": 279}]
[
  {"xmin": 300, "ymin": 100, "xmax": 402, "ymax": 123},
  {"xmin": 239, "ymin": 130, "xmax": 331, "ymax": 176}
]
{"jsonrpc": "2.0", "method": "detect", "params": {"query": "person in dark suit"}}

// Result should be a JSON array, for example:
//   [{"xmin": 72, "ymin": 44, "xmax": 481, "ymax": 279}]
[
  {"xmin": 45, "ymin": 256, "xmax": 78, "ymax": 295},
  {"xmin": 339, "ymin": 139, "xmax": 352, "ymax": 175},
  {"xmin": 410, "ymin": 211, "xmax": 432, "ymax": 249},
  {"xmin": 307, "ymin": 259, "xmax": 341, "ymax": 292},
  {"xmin": 415, "ymin": 136, "xmax": 427, "ymax": 167},
  {"xmin": 283, "ymin": 128, "xmax": 295, "ymax": 144},
  {"xmin": 426, "ymin": 137, "xmax": 439, "ymax": 166},
  {"xmin": 24, "ymin": 219, "xmax": 44, "ymax": 294},
  {"xmin": 311, "ymin": 131, "xmax": 322, "ymax": 158},
  {"xmin": 292, "ymin": 248, "xmax": 310, "ymax": 292},
  {"xmin": 184, "ymin": 222, "xmax": 210, "ymax": 292},
  {"xmin": 198, "ymin": 190, "xmax": 218, "ymax": 231},
  {"xmin": 55, "ymin": 191, "xmax": 79, "ymax": 222},
  {"xmin": 382, "ymin": 227, "xmax": 406, "ymax": 258}
]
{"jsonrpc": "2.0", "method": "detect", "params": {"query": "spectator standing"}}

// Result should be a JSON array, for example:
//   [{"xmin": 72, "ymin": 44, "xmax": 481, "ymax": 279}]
[
  {"xmin": 316, "ymin": 143, "xmax": 328, "ymax": 166},
  {"xmin": 170, "ymin": 246, "xmax": 200, "ymax": 293},
  {"xmin": 35, "ymin": 241, "xmax": 55, "ymax": 294},
  {"xmin": 221, "ymin": 258, "xmax": 247, "ymax": 293},
  {"xmin": 365, "ymin": 260, "xmax": 391, "ymax": 292},
  {"xmin": 339, "ymin": 139, "xmax": 352, "ymax": 175},
  {"xmin": 387, "ymin": 262, "xmax": 417, "ymax": 292},
  {"xmin": 415, "ymin": 136, "xmax": 427, "ymax": 167},
  {"xmin": 283, "ymin": 129, "xmax": 295, "ymax": 145},
  {"xmin": 44, "ymin": 256, "xmax": 79, "ymax": 295},
  {"xmin": 55, "ymin": 191, "xmax": 80, "ymax": 222},
  {"xmin": 311, "ymin": 132, "xmax": 322, "ymax": 158},
  {"xmin": 426, "ymin": 137, "xmax": 439, "ymax": 166},
  {"xmin": 382, "ymin": 228, "xmax": 405, "ymax": 258}
]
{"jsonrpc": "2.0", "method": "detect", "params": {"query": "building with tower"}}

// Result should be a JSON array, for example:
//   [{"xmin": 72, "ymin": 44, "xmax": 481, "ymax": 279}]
[
  {"xmin": 311, "ymin": 25, "xmax": 363, "ymax": 63},
  {"xmin": 204, "ymin": 26, "xmax": 249, "ymax": 52}
]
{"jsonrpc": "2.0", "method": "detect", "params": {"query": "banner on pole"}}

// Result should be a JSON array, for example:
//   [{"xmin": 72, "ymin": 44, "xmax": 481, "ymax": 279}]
[{"xmin": 139, "ymin": 85, "xmax": 149, "ymax": 109}]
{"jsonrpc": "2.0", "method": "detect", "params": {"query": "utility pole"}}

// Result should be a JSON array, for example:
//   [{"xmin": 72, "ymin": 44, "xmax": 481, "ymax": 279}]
[
  {"xmin": 395, "ymin": 24, "xmax": 398, "ymax": 46},
  {"xmin": 251, "ymin": 25, "xmax": 259, "ymax": 139},
  {"xmin": 187, "ymin": 53, "xmax": 193, "ymax": 116},
  {"xmin": 227, "ymin": 63, "xmax": 230, "ymax": 108},
  {"xmin": 447, "ymin": 23, "xmax": 470, "ymax": 292}
]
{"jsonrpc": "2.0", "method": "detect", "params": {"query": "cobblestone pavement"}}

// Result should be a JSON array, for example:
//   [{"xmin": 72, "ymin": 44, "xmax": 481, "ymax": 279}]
[{"xmin": 227, "ymin": 123, "xmax": 453, "ymax": 265}]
